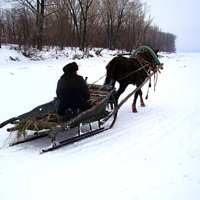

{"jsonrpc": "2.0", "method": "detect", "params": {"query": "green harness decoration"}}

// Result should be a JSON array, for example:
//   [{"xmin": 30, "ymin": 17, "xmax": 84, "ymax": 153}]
[{"xmin": 130, "ymin": 46, "xmax": 161, "ymax": 65}]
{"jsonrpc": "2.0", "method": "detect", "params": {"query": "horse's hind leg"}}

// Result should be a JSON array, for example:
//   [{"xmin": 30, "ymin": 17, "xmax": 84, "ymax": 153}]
[
  {"xmin": 132, "ymin": 88, "xmax": 145, "ymax": 112},
  {"xmin": 115, "ymin": 82, "xmax": 128, "ymax": 105}
]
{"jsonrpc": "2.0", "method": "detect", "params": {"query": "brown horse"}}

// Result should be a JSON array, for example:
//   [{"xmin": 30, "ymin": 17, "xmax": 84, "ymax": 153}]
[{"xmin": 104, "ymin": 49, "xmax": 159, "ymax": 112}]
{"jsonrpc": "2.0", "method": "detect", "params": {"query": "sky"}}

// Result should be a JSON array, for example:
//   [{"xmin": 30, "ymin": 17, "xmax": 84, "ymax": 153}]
[{"xmin": 142, "ymin": 0, "xmax": 200, "ymax": 52}]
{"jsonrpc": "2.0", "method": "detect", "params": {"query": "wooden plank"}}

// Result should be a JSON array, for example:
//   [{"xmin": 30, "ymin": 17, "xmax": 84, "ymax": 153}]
[{"xmin": 89, "ymin": 89, "xmax": 109, "ymax": 95}]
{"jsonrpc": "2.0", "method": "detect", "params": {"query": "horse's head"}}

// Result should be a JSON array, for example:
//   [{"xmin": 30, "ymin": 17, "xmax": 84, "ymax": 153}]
[
  {"xmin": 133, "ymin": 48, "xmax": 160, "ymax": 72},
  {"xmin": 142, "ymin": 48, "xmax": 159, "ymax": 63}
]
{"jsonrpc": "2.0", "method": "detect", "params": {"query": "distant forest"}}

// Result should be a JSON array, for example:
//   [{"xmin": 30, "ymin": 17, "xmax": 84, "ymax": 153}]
[{"xmin": 0, "ymin": 0, "xmax": 177, "ymax": 52}]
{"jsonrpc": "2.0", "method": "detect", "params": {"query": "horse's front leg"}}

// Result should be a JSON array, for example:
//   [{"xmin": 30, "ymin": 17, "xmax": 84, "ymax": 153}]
[
  {"xmin": 132, "ymin": 88, "xmax": 145, "ymax": 112},
  {"xmin": 139, "ymin": 89, "xmax": 145, "ymax": 107},
  {"xmin": 132, "ymin": 90, "xmax": 139, "ymax": 112}
]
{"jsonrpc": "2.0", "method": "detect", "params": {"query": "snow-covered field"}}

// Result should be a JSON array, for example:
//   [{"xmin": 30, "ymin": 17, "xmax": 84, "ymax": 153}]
[{"xmin": 0, "ymin": 45, "xmax": 200, "ymax": 200}]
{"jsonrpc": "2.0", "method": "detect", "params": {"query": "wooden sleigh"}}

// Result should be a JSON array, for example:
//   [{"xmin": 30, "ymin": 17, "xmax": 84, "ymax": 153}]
[{"xmin": 0, "ymin": 83, "xmax": 118, "ymax": 153}]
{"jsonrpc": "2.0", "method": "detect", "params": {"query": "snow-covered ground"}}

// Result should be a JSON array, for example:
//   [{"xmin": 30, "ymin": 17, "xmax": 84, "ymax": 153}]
[{"xmin": 0, "ymin": 45, "xmax": 200, "ymax": 200}]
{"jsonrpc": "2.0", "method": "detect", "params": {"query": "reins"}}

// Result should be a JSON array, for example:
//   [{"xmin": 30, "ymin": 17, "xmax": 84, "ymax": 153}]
[
  {"xmin": 88, "ymin": 57, "xmax": 152, "ymax": 95},
  {"xmin": 145, "ymin": 68, "xmax": 159, "ymax": 99},
  {"xmin": 88, "ymin": 74, "xmax": 111, "ymax": 96},
  {"xmin": 87, "ymin": 53, "xmax": 161, "ymax": 96},
  {"xmin": 115, "ymin": 54, "xmax": 161, "ymax": 100},
  {"xmin": 88, "ymin": 74, "xmax": 106, "ymax": 89},
  {"xmin": 116, "ymin": 55, "xmax": 158, "ymax": 82}
]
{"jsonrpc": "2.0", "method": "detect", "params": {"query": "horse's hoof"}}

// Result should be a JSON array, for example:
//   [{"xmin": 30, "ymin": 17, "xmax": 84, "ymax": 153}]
[
  {"xmin": 132, "ymin": 109, "xmax": 138, "ymax": 113},
  {"xmin": 141, "ymin": 105, "xmax": 146, "ymax": 107}
]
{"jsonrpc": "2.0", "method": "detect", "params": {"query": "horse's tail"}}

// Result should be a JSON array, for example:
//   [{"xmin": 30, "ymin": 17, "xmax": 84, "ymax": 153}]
[{"xmin": 104, "ymin": 59, "xmax": 116, "ymax": 85}]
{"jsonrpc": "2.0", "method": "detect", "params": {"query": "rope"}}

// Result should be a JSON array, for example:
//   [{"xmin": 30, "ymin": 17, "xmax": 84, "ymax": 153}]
[
  {"xmin": 90, "ymin": 84, "xmax": 111, "ymax": 96},
  {"xmin": 87, "ymin": 74, "xmax": 112, "ymax": 96},
  {"xmin": 88, "ymin": 55, "xmax": 160, "ymax": 97},
  {"xmin": 145, "ymin": 68, "xmax": 159, "ymax": 99},
  {"xmin": 145, "ymin": 78, "xmax": 151, "ymax": 100},
  {"xmin": 146, "ymin": 67, "xmax": 159, "ymax": 99},
  {"xmin": 117, "ymin": 63, "xmax": 151, "ymax": 81},
  {"xmin": 87, "ymin": 74, "xmax": 110, "ymax": 96},
  {"xmin": 115, "ymin": 55, "xmax": 158, "ymax": 82},
  {"xmin": 154, "ymin": 70, "xmax": 159, "ymax": 91},
  {"xmin": 88, "ymin": 74, "xmax": 106, "ymax": 88}
]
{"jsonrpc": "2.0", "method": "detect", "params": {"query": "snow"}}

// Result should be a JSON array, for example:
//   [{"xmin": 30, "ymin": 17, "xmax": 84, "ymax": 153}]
[{"xmin": 0, "ymin": 45, "xmax": 200, "ymax": 200}]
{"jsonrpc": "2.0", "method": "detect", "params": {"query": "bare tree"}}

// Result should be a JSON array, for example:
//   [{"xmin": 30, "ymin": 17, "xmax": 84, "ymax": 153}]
[
  {"xmin": 0, "ymin": 3, "xmax": 2, "ymax": 48},
  {"xmin": 4, "ymin": 8, "xmax": 19, "ymax": 43},
  {"xmin": 119, "ymin": 0, "xmax": 143, "ymax": 52},
  {"xmin": 2, "ymin": 0, "xmax": 177, "ymax": 52},
  {"xmin": 141, "ymin": 3, "xmax": 153, "ymax": 44},
  {"xmin": 0, "ymin": 9, "xmax": 3, "ymax": 48},
  {"xmin": 102, "ymin": 0, "xmax": 129, "ymax": 50},
  {"xmin": 49, "ymin": 6, "xmax": 72, "ymax": 50},
  {"xmin": 62, "ymin": 0, "xmax": 102, "ymax": 51},
  {"xmin": 5, "ymin": 0, "xmax": 59, "ymax": 50}
]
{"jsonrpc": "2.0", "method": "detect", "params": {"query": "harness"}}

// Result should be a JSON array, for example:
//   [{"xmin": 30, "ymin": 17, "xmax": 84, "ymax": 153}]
[
  {"xmin": 117, "ymin": 54, "xmax": 160, "ymax": 100},
  {"xmin": 88, "ymin": 53, "xmax": 161, "ymax": 96},
  {"xmin": 116, "ymin": 55, "xmax": 158, "ymax": 82}
]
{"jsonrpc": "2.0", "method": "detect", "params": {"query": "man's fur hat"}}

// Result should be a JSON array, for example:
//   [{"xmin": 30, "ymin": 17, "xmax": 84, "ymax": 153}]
[{"xmin": 63, "ymin": 62, "xmax": 78, "ymax": 75}]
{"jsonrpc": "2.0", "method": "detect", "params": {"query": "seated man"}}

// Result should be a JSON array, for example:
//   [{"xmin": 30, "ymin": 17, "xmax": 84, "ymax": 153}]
[{"xmin": 56, "ymin": 62, "xmax": 92, "ymax": 121}]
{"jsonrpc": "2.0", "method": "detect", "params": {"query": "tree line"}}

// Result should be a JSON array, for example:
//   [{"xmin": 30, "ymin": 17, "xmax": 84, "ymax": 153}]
[{"xmin": 0, "ymin": 0, "xmax": 177, "ymax": 52}]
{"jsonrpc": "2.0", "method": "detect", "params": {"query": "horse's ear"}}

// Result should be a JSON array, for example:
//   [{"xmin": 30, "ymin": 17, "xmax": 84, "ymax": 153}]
[{"xmin": 156, "ymin": 49, "xmax": 159, "ymax": 53}]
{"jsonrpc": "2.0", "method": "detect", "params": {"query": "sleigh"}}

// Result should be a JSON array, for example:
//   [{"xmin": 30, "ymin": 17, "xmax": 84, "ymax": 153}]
[
  {"xmin": 1, "ymin": 83, "xmax": 118, "ymax": 153},
  {"xmin": 0, "ymin": 46, "xmax": 164, "ymax": 153}
]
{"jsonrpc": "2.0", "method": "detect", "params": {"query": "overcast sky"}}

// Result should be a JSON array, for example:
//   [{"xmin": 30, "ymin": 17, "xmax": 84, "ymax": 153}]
[{"xmin": 142, "ymin": 0, "xmax": 200, "ymax": 52}]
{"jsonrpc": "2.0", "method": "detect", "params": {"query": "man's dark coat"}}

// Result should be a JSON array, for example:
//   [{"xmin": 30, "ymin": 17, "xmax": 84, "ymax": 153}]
[{"xmin": 56, "ymin": 73, "xmax": 92, "ymax": 116}]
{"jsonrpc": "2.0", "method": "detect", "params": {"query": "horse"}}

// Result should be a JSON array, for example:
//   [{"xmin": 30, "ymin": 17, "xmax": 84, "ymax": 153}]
[{"xmin": 104, "ymin": 48, "xmax": 159, "ymax": 112}]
